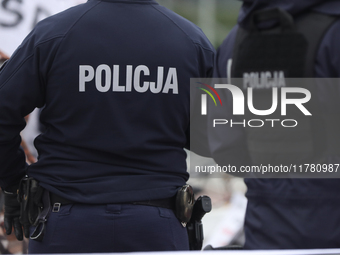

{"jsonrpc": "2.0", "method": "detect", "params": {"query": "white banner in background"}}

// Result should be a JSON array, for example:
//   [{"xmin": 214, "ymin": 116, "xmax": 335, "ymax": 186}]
[{"xmin": 0, "ymin": 0, "xmax": 86, "ymax": 56}]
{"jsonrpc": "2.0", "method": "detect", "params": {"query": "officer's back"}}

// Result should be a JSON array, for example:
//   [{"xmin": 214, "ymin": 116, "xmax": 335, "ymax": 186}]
[{"xmin": 0, "ymin": 0, "xmax": 215, "ymax": 252}]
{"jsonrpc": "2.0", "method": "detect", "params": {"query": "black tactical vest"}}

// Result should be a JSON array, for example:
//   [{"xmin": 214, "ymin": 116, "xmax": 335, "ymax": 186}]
[{"xmin": 231, "ymin": 8, "xmax": 338, "ymax": 166}]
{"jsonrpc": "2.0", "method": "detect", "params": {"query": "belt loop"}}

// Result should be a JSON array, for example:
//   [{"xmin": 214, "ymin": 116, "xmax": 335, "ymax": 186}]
[{"xmin": 52, "ymin": 203, "xmax": 61, "ymax": 212}]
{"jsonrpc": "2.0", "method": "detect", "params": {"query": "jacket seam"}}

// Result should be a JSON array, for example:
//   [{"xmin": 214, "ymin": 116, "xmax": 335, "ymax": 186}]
[
  {"xmin": 60, "ymin": 1, "xmax": 101, "ymax": 39},
  {"xmin": 0, "ymin": 36, "xmax": 65, "ymax": 91},
  {"xmin": 0, "ymin": 2, "xmax": 101, "ymax": 91},
  {"xmin": 47, "ymin": 1, "xmax": 102, "ymax": 77}
]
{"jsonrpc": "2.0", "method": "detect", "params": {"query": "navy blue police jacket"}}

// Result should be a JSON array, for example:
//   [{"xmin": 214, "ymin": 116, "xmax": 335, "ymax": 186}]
[
  {"xmin": 0, "ymin": 0, "xmax": 215, "ymax": 204},
  {"xmin": 214, "ymin": 0, "xmax": 340, "ymax": 201}
]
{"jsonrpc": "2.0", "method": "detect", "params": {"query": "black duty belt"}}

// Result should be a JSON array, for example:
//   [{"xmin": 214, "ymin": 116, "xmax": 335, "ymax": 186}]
[{"xmin": 50, "ymin": 193, "xmax": 176, "ymax": 211}]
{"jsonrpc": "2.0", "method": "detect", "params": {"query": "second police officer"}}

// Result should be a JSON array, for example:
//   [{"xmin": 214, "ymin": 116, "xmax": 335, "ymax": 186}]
[{"xmin": 213, "ymin": 0, "xmax": 340, "ymax": 249}]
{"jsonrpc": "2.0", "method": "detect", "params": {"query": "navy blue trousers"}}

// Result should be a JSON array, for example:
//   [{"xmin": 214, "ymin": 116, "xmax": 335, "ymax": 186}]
[
  {"xmin": 244, "ymin": 198, "xmax": 340, "ymax": 249},
  {"xmin": 29, "ymin": 203, "xmax": 189, "ymax": 253}
]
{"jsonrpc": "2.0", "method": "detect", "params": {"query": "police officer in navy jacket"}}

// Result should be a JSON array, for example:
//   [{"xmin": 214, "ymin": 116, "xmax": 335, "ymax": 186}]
[
  {"xmin": 0, "ymin": 0, "xmax": 215, "ymax": 252},
  {"xmin": 214, "ymin": 0, "xmax": 340, "ymax": 249}
]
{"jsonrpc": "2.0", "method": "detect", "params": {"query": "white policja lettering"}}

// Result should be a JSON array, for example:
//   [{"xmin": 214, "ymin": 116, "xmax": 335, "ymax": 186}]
[{"xmin": 79, "ymin": 65, "xmax": 178, "ymax": 94}]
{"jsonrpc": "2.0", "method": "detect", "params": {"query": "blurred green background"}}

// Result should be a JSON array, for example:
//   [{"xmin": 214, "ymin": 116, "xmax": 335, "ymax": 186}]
[{"xmin": 156, "ymin": 0, "xmax": 242, "ymax": 48}]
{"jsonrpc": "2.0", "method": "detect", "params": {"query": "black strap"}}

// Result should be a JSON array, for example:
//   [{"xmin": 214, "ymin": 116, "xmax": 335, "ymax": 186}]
[
  {"xmin": 50, "ymin": 193, "xmax": 73, "ymax": 206},
  {"xmin": 133, "ymin": 197, "xmax": 176, "ymax": 210},
  {"xmin": 250, "ymin": 8, "xmax": 294, "ymax": 32},
  {"xmin": 50, "ymin": 193, "xmax": 176, "ymax": 210}
]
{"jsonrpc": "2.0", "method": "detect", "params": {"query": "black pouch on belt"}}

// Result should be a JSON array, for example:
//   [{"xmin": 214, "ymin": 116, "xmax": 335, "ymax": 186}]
[{"xmin": 17, "ymin": 177, "xmax": 44, "ymax": 236}]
